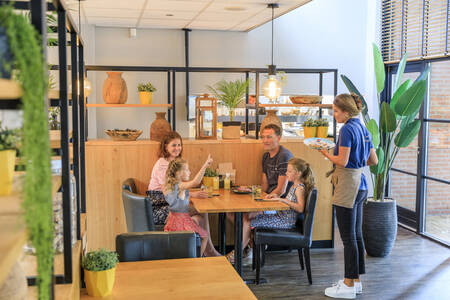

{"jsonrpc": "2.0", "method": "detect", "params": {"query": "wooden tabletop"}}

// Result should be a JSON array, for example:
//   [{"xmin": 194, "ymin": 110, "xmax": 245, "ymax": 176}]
[
  {"xmin": 190, "ymin": 189, "xmax": 290, "ymax": 213},
  {"xmin": 80, "ymin": 257, "xmax": 256, "ymax": 300}
]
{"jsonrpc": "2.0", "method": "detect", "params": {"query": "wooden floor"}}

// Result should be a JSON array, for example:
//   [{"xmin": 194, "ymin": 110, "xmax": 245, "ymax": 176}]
[
  {"xmin": 426, "ymin": 214, "xmax": 450, "ymax": 243},
  {"xmin": 245, "ymin": 227, "xmax": 450, "ymax": 299}
]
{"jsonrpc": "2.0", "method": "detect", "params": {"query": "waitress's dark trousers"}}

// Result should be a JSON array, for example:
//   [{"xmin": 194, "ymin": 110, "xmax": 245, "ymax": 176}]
[{"xmin": 334, "ymin": 190, "xmax": 368, "ymax": 279}]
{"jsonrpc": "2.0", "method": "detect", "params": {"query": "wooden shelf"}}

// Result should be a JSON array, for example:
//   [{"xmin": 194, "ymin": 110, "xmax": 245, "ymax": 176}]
[
  {"xmin": 48, "ymin": 89, "xmax": 72, "ymax": 100},
  {"xmin": 86, "ymin": 103, "xmax": 173, "ymax": 108},
  {"xmin": 0, "ymin": 78, "xmax": 22, "ymax": 99},
  {"xmin": 16, "ymin": 155, "xmax": 73, "ymax": 166},
  {"xmin": 0, "ymin": 175, "xmax": 60, "ymax": 286},
  {"xmin": 259, "ymin": 103, "xmax": 333, "ymax": 108},
  {"xmin": 26, "ymin": 240, "xmax": 81, "ymax": 300}
]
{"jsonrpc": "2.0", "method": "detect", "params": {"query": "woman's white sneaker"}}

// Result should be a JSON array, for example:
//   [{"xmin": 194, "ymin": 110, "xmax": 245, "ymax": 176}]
[
  {"xmin": 324, "ymin": 280, "xmax": 356, "ymax": 299},
  {"xmin": 354, "ymin": 281, "xmax": 362, "ymax": 294}
]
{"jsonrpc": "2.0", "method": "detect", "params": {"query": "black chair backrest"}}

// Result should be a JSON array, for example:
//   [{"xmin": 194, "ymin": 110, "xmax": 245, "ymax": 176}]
[
  {"xmin": 116, "ymin": 231, "xmax": 198, "ymax": 262},
  {"xmin": 122, "ymin": 178, "xmax": 155, "ymax": 232},
  {"xmin": 302, "ymin": 188, "xmax": 318, "ymax": 242}
]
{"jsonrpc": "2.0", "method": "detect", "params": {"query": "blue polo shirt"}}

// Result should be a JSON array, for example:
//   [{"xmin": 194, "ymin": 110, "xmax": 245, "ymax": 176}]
[{"xmin": 334, "ymin": 118, "xmax": 373, "ymax": 190}]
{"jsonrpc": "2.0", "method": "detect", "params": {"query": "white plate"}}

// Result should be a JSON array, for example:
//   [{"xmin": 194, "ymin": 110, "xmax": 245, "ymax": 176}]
[{"xmin": 304, "ymin": 137, "xmax": 336, "ymax": 150}]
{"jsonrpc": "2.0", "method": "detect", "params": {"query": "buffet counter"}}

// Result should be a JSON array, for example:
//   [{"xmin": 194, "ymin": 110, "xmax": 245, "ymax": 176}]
[{"xmin": 85, "ymin": 137, "xmax": 333, "ymax": 250}]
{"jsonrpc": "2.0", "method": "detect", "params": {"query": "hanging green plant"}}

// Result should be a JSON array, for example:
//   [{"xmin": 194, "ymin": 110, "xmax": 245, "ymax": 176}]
[{"xmin": 0, "ymin": 5, "xmax": 52, "ymax": 300}]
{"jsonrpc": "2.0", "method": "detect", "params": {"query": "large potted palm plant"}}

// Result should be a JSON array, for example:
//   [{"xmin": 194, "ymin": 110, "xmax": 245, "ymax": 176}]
[
  {"xmin": 341, "ymin": 43, "xmax": 429, "ymax": 257},
  {"xmin": 207, "ymin": 79, "xmax": 250, "ymax": 139}
]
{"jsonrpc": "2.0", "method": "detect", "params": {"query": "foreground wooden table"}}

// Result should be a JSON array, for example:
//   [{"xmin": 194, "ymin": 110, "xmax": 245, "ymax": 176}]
[
  {"xmin": 81, "ymin": 257, "xmax": 256, "ymax": 300},
  {"xmin": 191, "ymin": 190, "xmax": 289, "ymax": 278}
]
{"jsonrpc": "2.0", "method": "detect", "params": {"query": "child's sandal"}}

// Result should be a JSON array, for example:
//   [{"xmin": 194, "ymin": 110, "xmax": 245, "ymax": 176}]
[{"xmin": 225, "ymin": 250, "xmax": 235, "ymax": 264}]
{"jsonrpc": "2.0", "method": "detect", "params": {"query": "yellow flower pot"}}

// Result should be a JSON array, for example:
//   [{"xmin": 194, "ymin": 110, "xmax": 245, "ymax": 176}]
[
  {"xmin": 139, "ymin": 91, "xmax": 153, "ymax": 104},
  {"xmin": 317, "ymin": 126, "xmax": 329, "ymax": 138},
  {"xmin": 0, "ymin": 150, "xmax": 16, "ymax": 196},
  {"xmin": 303, "ymin": 127, "xmax": 317, "ymax": 139},
  {"xmin": 84, "ymin": 267, "xmax": 116, "ymax": 297},
  {"xmin": 202, "ymin": 177, "xmax": 214, "ymax": 188}
]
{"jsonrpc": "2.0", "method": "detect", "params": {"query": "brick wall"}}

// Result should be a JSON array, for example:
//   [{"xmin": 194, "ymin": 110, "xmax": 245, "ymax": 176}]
[{"xmin": 390, "ymin": 60, "xmax": 450, "ymax": 216}]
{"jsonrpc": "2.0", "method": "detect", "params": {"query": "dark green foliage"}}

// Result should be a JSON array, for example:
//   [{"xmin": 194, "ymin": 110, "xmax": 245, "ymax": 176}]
[
  {"xmin": 82, "ymin": 249, "xmax": 119, "ymax": 272},
  {"xmin": 0, "ymin": 5, "xmax": 52, "ymax": 300}
]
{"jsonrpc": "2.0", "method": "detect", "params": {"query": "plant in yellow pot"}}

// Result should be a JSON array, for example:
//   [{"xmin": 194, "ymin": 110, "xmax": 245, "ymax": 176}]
[
  {"xmin": 82, "ymin": 249, "xmax": 119, "ymax": 297},
  {"xmin": 202, "ymin": 167, "xmax": 218, "ymax": 188},
  {"xmin": 302, "ymin": 118, "xmax": 318, "ymax": 139},
  {"xmin": 138, "ymin": 82, "xmax": 156, "ymax": 104},
  {"xmin": 0, "ymin": 121, "xmax": 20, "ymax": 196},
  {"xmin": 316, "ymin": 118, "xmax": 329, "ymax": 138}
]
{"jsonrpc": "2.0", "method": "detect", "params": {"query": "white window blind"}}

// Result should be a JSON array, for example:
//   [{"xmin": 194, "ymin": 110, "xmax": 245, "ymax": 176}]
[{"xmin": 382, "ymin": 0, "xmax": 449, "ymax": 63}]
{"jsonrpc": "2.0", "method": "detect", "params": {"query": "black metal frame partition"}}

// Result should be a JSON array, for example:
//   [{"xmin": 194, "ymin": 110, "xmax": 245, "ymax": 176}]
[
  {"xmin": 0, "ymin": 0, "xmax": 87, "ymax": 295},
  {"xmin": 85, "ymin": 66, "xmax": 338, "ymax": 141},
  {"xmin": 385, "ymin": 58, "xmax": 450, "ymax": 248}
]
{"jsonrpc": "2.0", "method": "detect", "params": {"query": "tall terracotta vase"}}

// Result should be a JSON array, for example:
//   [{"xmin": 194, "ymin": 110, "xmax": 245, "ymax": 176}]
[
  {"xmin": 150, "ymin": 112, "xmax": 171, "ymax": 141},
  {"xmin": 102, "ymin": 72, "xmax": 127, "ymax": 104},
  {"xmin": 260, "ymin": 109, "xmax": 282, "ymax": 135}
]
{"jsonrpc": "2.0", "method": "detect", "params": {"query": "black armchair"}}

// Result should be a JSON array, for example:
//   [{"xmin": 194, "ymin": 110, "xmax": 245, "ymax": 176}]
[
  {"xmin": 253, "ymin": 188, "xmax": 318, "ymax": 284},
  {"xmin": 116, "ymin": 231, "xmax": 201, "ymax": 262}
]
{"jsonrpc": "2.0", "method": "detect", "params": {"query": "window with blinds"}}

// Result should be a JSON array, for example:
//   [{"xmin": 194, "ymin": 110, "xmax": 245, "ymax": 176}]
[{"xmin": 382, "ymin": 0, "xmax": 449, "ymax": 63}]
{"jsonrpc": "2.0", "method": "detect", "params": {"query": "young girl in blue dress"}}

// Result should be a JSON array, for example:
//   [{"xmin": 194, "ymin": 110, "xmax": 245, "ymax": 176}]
[{"xmin": 163, "ymin": 155, "xmax": 213, "ymax": 256}]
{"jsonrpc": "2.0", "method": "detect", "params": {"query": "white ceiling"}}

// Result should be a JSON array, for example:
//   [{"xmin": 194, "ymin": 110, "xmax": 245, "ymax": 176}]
[{"xmin": 63, "ymin": 0, "xmax": 311, "ymax": 32}]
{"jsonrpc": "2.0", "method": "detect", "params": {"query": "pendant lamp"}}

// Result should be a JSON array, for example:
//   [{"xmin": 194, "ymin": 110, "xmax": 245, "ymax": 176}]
[{"xmin": 262, "ymin": 3, "xmax": 282, "ymax": 101}]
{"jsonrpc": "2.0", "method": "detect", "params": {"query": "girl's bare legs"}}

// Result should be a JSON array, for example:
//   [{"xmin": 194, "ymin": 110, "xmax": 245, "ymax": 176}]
[
  {"xmin": 227, "ymin": 212, "xmax": 262, "ymax": 249},
  {"xmin": 191, "ymin": 214, "xmax": 221, "ymax": 256},
  {"xmin": 200, "ymin": 237, "xmax": 207, "ymax": 256}
]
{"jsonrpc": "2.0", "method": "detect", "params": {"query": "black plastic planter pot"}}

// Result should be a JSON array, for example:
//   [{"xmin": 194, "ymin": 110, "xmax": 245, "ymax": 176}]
[
  {"xmin": 0, "ymin": 25, "xmax": 12, "ymax": 79},
  {"xmin": 362, "ymin": 198, "xmax": 397, "ymax": 257}
]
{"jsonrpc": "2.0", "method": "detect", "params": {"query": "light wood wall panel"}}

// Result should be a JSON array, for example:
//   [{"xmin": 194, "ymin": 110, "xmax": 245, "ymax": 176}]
[{"xmin": 86, "ymin": 138, "xmax": 333, "ymax": 251}]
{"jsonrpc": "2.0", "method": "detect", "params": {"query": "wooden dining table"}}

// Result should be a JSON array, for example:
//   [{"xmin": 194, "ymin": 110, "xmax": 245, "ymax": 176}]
[
  {"xmin": 190, "ymin": 189, "xmax": 289, "ymax": 279},
  {"xmin": 80, "ymin": 257, "xmax": 256, "ymax": 300}
]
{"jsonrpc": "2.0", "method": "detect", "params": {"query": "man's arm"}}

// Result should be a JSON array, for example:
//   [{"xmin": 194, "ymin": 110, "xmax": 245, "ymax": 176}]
[
  {"xmin": 269, "ymin": 175, "xmax": 289, "ymax": 197},
  {"xmin": 262, "ymin": 173, "xmax": 269, "ymax": 193}
]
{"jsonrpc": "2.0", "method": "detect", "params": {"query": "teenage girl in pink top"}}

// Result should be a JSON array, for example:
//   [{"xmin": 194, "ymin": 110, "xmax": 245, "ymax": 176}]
[{"xmin": 147, "ymin": 131, "xmax": 220, "ymax": 256}]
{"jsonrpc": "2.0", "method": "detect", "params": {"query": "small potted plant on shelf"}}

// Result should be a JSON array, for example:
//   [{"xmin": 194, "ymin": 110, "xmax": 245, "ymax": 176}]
[
  {"xmin": 202, "ymin": 167, "xmax": 218, "ymax": 188},
  {"xmin": 0, "ymin": 121, "xmax": 19, "ymax": 196},
  {"xmin": 316, "ymin": 118, "xmax": 329, "ymax": 138},
  {"xmin": 207, "ymin": 79, "xmax": 250, "ymax": 139},
  {"xmin": 137, "ymin": 82, "xmax": 157, "ymax": 104},
  {"xmin": 302, "ymin": 118, "xmax": 318, "ymax": 138},
  {"xmin": 82, "ymin": 248, "xmax": 119, "ymax": 297}
]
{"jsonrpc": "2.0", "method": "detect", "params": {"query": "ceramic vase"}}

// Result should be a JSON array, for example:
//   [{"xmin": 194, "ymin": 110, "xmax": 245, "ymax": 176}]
[
  {"xmin": 260, "ymin": 109, "xmax": 282, "ymax": 135},
  {"xmin": 150, "ymin": 112, "xmax": 171, "ymax": 142},
  {"xmin": 102, "ymin": 72, "xmax": 127, "ymax": 104}
]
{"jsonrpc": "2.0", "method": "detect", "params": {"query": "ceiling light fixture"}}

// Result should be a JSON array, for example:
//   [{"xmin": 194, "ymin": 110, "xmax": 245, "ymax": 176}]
[{"xmin": 262, "ymin": 3, "xmax": 281, "ymax": 101}]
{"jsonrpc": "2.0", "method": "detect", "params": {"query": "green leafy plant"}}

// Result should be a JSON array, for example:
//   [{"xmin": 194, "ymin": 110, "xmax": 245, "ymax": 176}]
[
  {"xmin": 204, "ymin": 167, "xmax": 218, "ymax": 177},
  {"xmin": 207, "ymin": 79, "xmax": 251, "ymax": 122},
  {"xmin": 48, "ymin": 107, "xmax": 60, "ymax": 130},
  {"xmin": 303, "ymin": 118, "xmax": 318, "ymax": 127},
  {"xmin": 0, "ymin": 121, "xmax": 20, "ymax": 151},
  {"xmin": 341, "ymin": 43, "xmax": 429, "ymax": 201},
  {"xmin": 1, "ymin": 5, "xmax": 52, "ymax": 299},
  {"xmin": 137, "ymin": 82, "xmax": 156, "ymax": 92},
  {"xmin": 82, "ymin": 249, "xmax": 119, "ymax": 272},
  {"xmin": 316, "ymin": 118, "xmax": 329, "ymax": 127}
]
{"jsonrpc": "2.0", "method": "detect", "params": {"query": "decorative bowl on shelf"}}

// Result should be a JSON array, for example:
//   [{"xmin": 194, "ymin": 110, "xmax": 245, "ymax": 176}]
[
  {"xmin": 289, "ymin": 95, "xmax": 323, "ymax": 104},
  {"xmin": 105, "ymin": 129, "xmax": 142, "ymax": 141}
]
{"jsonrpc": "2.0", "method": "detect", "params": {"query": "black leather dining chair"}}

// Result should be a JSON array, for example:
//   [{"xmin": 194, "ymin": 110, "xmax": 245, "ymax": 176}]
[
  {"xmin": 253, "ymin": 188, "xmax": 318, "ymax": 284},
  {"xmin": 122, "ymin": 178, "xmax": 163, "ymax": 232},
  {"xmin": 116, "ymin": 231, "xmax": 200, "ymax": 262}
]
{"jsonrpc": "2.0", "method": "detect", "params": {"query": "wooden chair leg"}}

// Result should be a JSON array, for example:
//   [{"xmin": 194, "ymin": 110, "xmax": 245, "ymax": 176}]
[
  {"xmin": 304, "ymin": 247, "xmax": 312, "ymax": 284},
  {"xmin": 298, "ymin": 248, "xmax": 304, "ymax": 270},
  {"xmin": 255, "ymin": 243, "xmax": 261, "ymax": 284}
]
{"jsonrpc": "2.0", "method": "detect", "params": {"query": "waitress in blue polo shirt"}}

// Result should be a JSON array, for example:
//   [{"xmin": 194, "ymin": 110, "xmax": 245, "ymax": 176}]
[{"xmin": 319, "ymin": 93, "xmax": 378, "ymax": 299}]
